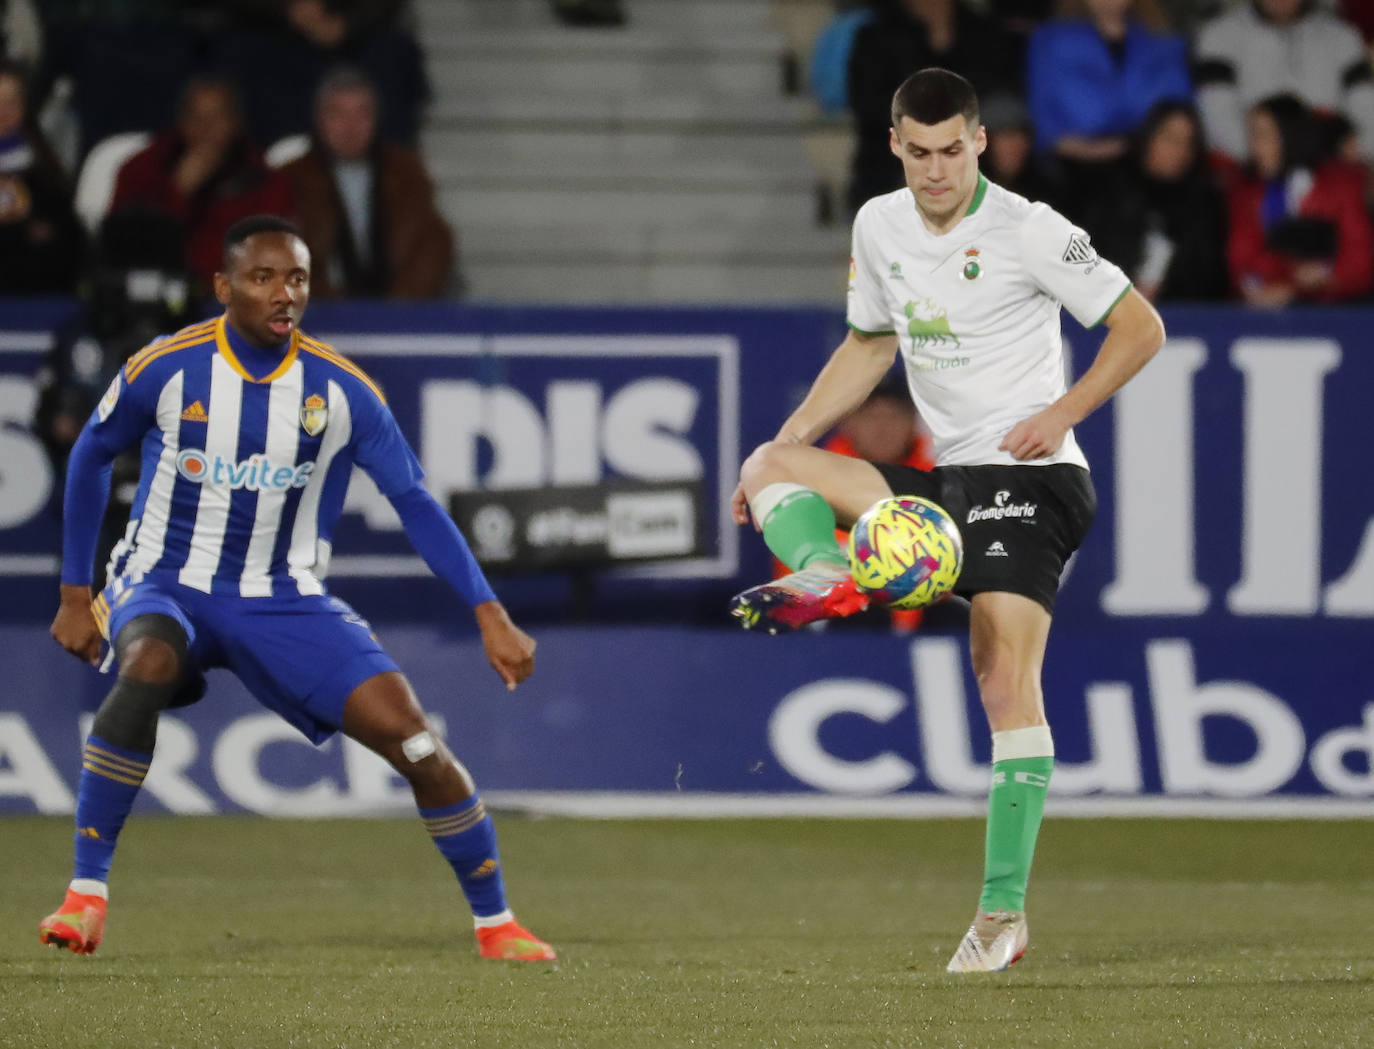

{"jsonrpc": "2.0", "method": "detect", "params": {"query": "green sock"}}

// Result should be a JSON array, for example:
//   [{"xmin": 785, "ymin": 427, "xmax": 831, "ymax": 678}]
[
  {"xmin": 757, "ymin": 485, "xmax": 847, "ymax": 571},
  {"xmin": 979, "ymin": 755, "xmax": 1053, "ymax": 913}
]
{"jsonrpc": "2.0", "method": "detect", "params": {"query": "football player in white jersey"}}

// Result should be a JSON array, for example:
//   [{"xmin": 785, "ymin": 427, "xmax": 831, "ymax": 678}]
[
  {"xmin": 40, "ymin": 217, "xmax": 555, "ymax": 962},
  {"xmin": 729, "ymin": 69, "xmax": 1164, "ymax": 971}
]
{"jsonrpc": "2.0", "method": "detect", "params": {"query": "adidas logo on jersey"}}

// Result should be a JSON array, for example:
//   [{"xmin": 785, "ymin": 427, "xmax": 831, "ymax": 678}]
[
  {"xmin": 180, "ymin": 400, "xmax": 208, "ymax": 423},
  {"xmin": 985, "ymin": 541, "xmax": 1009, "ymax": 557}
]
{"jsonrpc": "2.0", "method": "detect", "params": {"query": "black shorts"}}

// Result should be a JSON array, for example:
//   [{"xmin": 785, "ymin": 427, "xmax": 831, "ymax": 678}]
[{"xmin": 868, "ymin": 462, "xmax": 1096, "ymax": 614}]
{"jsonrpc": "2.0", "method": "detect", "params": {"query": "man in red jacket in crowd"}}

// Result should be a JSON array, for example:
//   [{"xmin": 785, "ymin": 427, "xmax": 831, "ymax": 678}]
[{"xmin": 110, "ymin": 76, "xmax": 292, "ymax": 291}]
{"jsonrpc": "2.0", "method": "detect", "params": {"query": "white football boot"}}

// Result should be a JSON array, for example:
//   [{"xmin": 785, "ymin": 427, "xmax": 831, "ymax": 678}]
[{"xmin": 945, "ymin": 909, "xmax": 1029, "ymax": 973}]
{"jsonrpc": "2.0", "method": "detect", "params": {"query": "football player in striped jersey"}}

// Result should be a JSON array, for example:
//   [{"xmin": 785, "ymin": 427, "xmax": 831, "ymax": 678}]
[{"xmin": 40, "ymin": 215, "xmax": 555, "ymax": 962}]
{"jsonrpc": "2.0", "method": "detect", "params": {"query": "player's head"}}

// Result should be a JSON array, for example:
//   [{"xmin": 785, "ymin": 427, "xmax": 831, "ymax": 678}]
[
  {"xmin": 215, "ymin": 216, "xmax": 311, "ymax": 348},
  {"xmin": 315, "ymin": 65, "xmax": 378, "ymax": 162},
  {"xmin": 888, "ymin": 68, "xmax": 986, "ymax": 228}
]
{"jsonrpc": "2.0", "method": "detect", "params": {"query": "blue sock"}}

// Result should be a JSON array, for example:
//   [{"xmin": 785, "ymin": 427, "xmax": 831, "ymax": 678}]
[
  {"xmin": 72, "ymin": 735, "xmax": 152, "ymax": 882},
  {"xmin": 420, "ymin": 795, "xmax": 509, "ymax": 919}
]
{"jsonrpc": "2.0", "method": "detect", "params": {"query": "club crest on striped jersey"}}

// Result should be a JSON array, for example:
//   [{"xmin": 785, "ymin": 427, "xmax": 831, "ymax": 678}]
[{"xmin": 300, "ymin": 393, "xmax": 328, "ymax": 436}]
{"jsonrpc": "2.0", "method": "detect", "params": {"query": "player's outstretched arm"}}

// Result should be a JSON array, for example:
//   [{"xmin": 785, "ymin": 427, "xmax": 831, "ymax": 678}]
[
  {"xmin": 999, "ymin": 287, "xmax": 1164, "ymax": 461},
  {"xmin": 475, "ymin": 601, "xmax": 536, "ymax": 691},
  {"xmin": 388, "ymin": 485, "xmax": 536, "ymax": 690}
]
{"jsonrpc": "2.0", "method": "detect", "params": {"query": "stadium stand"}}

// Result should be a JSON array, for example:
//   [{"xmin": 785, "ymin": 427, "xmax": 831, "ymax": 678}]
[{"xmin": 414, "ymin": 0, "xmax": 851, "ymax": 304}]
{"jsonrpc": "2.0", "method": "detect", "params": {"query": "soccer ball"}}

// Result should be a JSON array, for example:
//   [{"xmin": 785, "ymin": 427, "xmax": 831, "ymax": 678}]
[{"xmin": 847, "ymin": 496, "xmax": 963, "ymax": 609}]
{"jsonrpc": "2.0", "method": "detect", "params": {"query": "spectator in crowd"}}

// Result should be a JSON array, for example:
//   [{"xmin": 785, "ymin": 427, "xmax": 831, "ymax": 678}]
[
  {"xmin": 279, "ymin": 66, "xmax": 453, "ymax": 298},
  {"xmin": 1080, "ymin": 100, "xmax": 1230, "ymax": 303},
  {"xmin": 1026, "ymin": 0, "xmax": 1191, "ymax": 166},
  {"xmin": 1026, "ymin": 0, "xmax": 1191, "ymax": 232},
  {"xmin": 978, "ymin": 91, "xmax": 1064, "ymax": 207},
  {"xmin": 986, "ymin": 0, "xmax": 1054, "ymax": 38},
  {"xmin": 0, "ymin": 59, "xmax": 83, "ymax": 294},
  {"xmin": 33, "ymin": 1, "xmax": 204, "ymax": 159},
  {"xmin": 1, "ymin": 0, "xmax": 41, "ymax": 70},
  {"xmin": 1227, "ymin": 93, "xmax": 1374, "ymax": 306},
  {"xmin": 108, "ymin": 75, "xmax": 292, "ymax": 290},
  {"xmin": 1194, "ymin": 0, "xmax": 1374, "ymax": 164},
  {"xmin": 825, "ymin": 372, "xmax": 935, "ymax": 477},
  {"xmin": 215, "ymin": 0, "xmax": 429, "ymax": 148},
  {"xmin": 846, "ymin": 0, "xmax": 1023, "ymax": 213},
  {"xmin": 1339, "ymin": 0, "xmax": 1374, "ymax": 44}
]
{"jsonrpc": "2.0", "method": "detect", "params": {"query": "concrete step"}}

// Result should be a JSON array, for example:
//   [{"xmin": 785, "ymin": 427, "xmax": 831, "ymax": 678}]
[
  {"xmin": 417, "ymin": 0, "xmax": 775, "ymax": 35},
  {"xmin": 429, "ymin": 152, "xmax": 813, "ymax": 189},
  {"xmin": 427, "ymin": 91, "xmax": 809, "ymax": 126},
  {"xmin": 427, "ymin": 26, "xmax": 784, "ymax": 58},
  {"xmin": 429, "ymin": 46, "xmax": 786, "ymax": 100},
  {"xmin": 462, "ymin": 257, "xmax": 845, "ymax": 306},
  {"xmin": 439, "ymin": 181, "xmax": 821, "ymax": 231},
  {"xmin": 423, "ymin": 123, "xmax": 813, "ymax": 168},
  {"xmin": 458, "ymin": 222, "xmax": 848, "ymax": 263}
]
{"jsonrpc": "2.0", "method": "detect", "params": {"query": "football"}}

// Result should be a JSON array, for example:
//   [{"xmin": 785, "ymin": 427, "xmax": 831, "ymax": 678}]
[{"xmin": 847, "ymin": 496, "xmax": 964, "ymax": 609}]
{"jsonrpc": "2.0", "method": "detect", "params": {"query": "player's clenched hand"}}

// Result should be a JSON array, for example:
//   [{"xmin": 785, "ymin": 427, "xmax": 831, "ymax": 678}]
[
  {"xmin": 51, "ymin": 584, "xmax": 102, "ymax": 666},
  {"xmin": 999, "ymin": 407, "xmax": 1071, "ymax": 461},
  {"xmin": 474, "ymin": 601, "xmax": 536, "ymax": 691}
]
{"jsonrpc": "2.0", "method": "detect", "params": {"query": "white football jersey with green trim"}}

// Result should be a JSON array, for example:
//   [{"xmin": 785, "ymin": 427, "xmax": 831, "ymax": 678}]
[{"xmin": 846, "ymin": 176, "xmax": 1130, "ymax": 468}]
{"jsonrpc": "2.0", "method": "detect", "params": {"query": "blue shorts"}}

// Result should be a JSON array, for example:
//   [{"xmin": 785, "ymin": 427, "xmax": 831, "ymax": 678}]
[{"xmin": 97, "ymin": 573, "xmax": 399, "ymax": 744}]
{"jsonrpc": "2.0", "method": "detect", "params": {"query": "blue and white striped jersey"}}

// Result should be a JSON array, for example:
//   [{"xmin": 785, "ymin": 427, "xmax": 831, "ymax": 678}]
[{"xmin": 88, "ymin": 316, "xmax": 422, "ymax": 598}]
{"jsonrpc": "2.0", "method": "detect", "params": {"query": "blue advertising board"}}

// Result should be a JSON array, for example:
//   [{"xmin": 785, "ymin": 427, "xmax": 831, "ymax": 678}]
[{"xmin": 1, "ymin": 302, "xmax": 1371, "ymax": 811}]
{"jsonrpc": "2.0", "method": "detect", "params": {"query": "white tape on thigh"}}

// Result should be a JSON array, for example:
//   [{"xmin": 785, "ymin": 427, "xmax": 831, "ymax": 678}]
[{"xmin": 401, "ymin": 730, "xmax": 437, "ymax": 763}]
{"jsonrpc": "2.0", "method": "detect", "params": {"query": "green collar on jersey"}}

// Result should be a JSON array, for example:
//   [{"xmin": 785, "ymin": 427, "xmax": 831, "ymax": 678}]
[{"xmin": 965, "ymin": 173, "xmax": 989, "ymax": 217}]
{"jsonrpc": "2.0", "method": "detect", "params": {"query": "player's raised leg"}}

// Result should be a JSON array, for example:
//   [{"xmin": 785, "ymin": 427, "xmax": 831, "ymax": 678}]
[
  {"xmin": 341, "ymin": 672, "xmax": 555, "ymax": 962},
  {"xmin": 40, "ymin": 613, "xmax": 190, "ymax": 954},
  {"xmin": 946, "ymin": 592, "xmax": 1053, "ymax": 973},
  {"xmin": 730, "ymin": 442, "xmax": 893, "ymax": 632}
]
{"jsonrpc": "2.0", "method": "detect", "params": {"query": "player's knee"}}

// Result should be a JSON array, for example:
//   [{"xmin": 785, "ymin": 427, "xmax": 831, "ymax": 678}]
[
  {"xmin": 740, "ymin": 441, "xmax": 798, "ymax": 494},
  {"xmin": 114, "ymin": 614, "xmax": 188, "ymax": 685},
  {"xmin": 382, "ymin": 729, "xmax": 453, "ymax": 785},
  {"xmin": 117, "ymin": 637, "xmax": 184, "ymax": 685}
]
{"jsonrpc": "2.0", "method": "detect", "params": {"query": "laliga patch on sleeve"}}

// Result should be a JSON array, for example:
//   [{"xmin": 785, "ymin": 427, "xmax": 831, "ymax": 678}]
[{"xmin": 96, "ymin": 373, "xmax": 123, "ymax": 422}]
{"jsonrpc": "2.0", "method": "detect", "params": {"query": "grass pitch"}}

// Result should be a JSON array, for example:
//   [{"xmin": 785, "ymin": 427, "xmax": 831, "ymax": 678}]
[{"xmin": 1, "ymin": 815, "xmax": 1371, "ymax": 1049}]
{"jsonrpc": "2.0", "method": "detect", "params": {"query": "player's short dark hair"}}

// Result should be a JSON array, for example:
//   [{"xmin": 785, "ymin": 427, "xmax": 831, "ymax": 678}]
[
  {"xmin": 222, "ymin": 215, "xmax": 305, "ymax": 270},
  {"xmin": 891, "ymin": 68, "xmax": 980, "ymax": 130}
]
